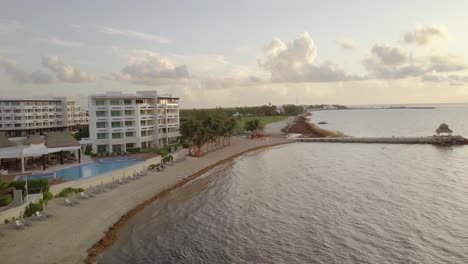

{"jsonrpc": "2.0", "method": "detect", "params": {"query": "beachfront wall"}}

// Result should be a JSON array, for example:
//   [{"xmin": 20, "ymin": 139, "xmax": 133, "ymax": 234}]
[{"xmin": 49, "ymin": 156, "xmax": 162, "ymax": 195}]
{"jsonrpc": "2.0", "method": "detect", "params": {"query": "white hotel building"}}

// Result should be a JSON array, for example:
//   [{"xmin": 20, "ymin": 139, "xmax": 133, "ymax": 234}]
[
  {"xmin": 0, "ymin": 97, "xmax": 88, "ymax": 137},
  {"xmin": 88, "ymin": 91, "xmax": 180, "ymax": 154}
]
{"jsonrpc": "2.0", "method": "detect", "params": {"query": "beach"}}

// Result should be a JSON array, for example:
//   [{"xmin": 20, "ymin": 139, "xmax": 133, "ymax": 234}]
[{"xmin": 0, "ymin": 135, "xmax": 292, "ymax": 264}]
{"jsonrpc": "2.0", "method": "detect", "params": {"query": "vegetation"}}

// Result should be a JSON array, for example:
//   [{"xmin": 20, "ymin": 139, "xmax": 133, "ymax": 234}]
[
  {"xmin": 244, "ymin": 119, "xmax": 263, "ymax": 132},
  {"xmin": 180, "ymin": 104, "xmax": 305, "ymax": 122},
  {"xmin": 8, "ymin": 179, "xmax": 50, "ymax": 195},
  {"xmin": 236, "ymin": 116, "xmax": 286, "ymax": 133},
  {"xmin": 24, "ymin": 200, "xmax": 44, "ymax": 217},
  {"xmin": 127, "ymin": 147, "xmax": 142, "ymax": 153},
  {"xmin": 0, "ymin": 194, "xmax": 12, "ymax": 206},
  {"xmin": 56, "ymin": 187, "xmax": 84, "ymax": 198},
  {"xmin": 42, "ymin": 191, "xmax": 53, "ymax": 204},
  {"xmin": 84, "ymin": 146, "xmax": 92, "ymax": 156},
  {"xmin": 180, "ymin": 117, "xmax": 237, "ymax": 157},
  {"xmin": 73, "ymin": 125, "xmax": 90, "ymax": 140}
]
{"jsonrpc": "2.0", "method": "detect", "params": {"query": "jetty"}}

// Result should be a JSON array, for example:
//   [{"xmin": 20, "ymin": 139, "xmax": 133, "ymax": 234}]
[{"xmin": 297, "ymin": 135, "xmax": 468, "ymax": 145}]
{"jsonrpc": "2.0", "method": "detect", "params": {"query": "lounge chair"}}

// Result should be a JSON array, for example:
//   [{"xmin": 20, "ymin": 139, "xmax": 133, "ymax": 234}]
[
  {"xmin": 79, "ymin": 192, "xmax": 90, "ymax": 199},
  {"xmin": 13, "ymin": 220, "xmax": 25, "ymax": 229},
  {"xmin": 65, "ymin": 198, "xmax": 78, "ymax": 206},
  {"xmin": 34, "ymin": 211, "xmax": 46, "ymax": 221}
]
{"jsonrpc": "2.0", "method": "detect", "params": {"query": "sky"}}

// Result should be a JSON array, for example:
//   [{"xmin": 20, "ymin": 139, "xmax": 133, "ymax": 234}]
[{"xmin": 1, "ymin": 0, "xmax": 468, "ymax": 108}]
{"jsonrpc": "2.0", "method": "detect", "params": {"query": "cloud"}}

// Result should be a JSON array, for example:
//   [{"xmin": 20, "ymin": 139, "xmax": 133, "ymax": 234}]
[
  {"xmin": 0, "ymin": 54, "xmax": 53, "ymax": 84},
  {"xmin": 404, "ymin": 25, "xmax": 446, "ymax": 46},
  {"xmin": 426, "ymin": 54, "xmax": 466, "ymax": 72},
  {"xmin": 100, "ymin": 26, "xmax": 169, "ymax": 43},
  {"xmin": 0, "ymin": 19, "xmax": 22, "ymax": 34},
  {"xmin": 44, "ymin": 36, "xmax": 84, "ymax": 47},
  {"xmin": 259, "ymin": 32, "xmax": 358, "ymax": 82},
  {"xmin": 115, "ymin": 51, "xmax": 189, "ymax": 85},
  {"xmin": 338, "ymin": 38, "xmax": 357, "ymax": 50},
  {"xmin": 363, "ymin": 44, "xmax": 468, "ymax": 82},
  {"xmin": 42, "ymin": 55, "xmax": 96, "ymax": 83}
]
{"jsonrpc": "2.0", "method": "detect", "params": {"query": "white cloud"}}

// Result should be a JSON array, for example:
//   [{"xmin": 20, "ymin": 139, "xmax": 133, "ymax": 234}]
[
  {"xmin": 115, "ymin": 51, "xmax": 189, "ymax": 85},
  {"xmin": 0, "ymin": 19, "xmax": 22, "ymax": 34},
  {"xmin": 100, "ymin": 26, "xmax": 169, "ymax": 43},
  {"xmin": 363, "ymin": 44, "xmax": 468, "ymax": 82},
  {"xmin": 44, "ymin": 36, "xmax": 84, "ymax": 47},
  {"xmin": 42, "ymin": 55, "xmax": 95, "ymax": 83},
  {"xmin": 404, "ymin": 25, "xmax": 447, "ymax": 46},
  {"xmin": 259, "ymin": 32, "xmax": 358, "ymax": 82},
  {"xmin": 0, "ymin": 54, "xmax": 53, "ymax": 84},
  {"xmin": 338, "ymin": 38, "xmax": 357, "ymax": 50}
]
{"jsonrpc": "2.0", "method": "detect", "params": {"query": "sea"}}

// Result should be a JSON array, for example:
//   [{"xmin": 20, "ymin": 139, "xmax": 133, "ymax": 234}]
[{"xmin": 99, "ymin": 104, "xmax": 468, "ymax": 264}]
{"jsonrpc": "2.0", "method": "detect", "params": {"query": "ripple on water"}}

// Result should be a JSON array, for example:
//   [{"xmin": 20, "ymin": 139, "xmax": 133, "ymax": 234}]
[{"xmin": 99, "ymin": 143, "xmax": 468, "ymax": 264}]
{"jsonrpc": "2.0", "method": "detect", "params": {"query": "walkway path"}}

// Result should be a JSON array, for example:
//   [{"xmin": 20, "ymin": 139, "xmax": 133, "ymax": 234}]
[{"xmin": 0, "ymin": 136, "xmax": 292, "ymax": 264}]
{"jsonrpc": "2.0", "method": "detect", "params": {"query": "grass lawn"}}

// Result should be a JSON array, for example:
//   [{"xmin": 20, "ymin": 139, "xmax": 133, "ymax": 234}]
[{"xmin": 236, "ymin": 116, "xmax": 288, "ymax": 133}]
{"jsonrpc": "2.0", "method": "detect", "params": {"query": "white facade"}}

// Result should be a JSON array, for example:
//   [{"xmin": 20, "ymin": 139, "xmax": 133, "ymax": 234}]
[
  {"xmin": 88, "ymin": 91, "xmax": 180, "ymax": 154},
  {"xmin": 0, "ymin": 97, "xmax": 88, "ymax": 137}
]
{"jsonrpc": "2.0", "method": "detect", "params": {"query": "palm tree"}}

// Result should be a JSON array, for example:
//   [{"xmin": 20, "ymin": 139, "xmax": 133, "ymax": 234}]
[{"xmin": 180, "ymin": 119, "xmax": 200, "ymax": 155}]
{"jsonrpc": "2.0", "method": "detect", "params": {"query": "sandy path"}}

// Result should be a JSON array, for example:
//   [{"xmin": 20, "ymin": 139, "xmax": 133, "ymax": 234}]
[{"xmin": 0, "ymin": 137, "xmax": 292, "ymax": 264}]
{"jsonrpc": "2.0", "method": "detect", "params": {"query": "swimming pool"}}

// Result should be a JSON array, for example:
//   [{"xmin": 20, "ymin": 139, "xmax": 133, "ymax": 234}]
[{"xmin": 24, "ymin": 158, "xmax": 143, "ymax": 181}]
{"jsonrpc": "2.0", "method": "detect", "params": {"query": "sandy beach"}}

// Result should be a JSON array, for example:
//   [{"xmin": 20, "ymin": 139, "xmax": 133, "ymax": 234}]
[{"xmin": 0, "ymin": 136, "xmax": 292, "ymax": 264}]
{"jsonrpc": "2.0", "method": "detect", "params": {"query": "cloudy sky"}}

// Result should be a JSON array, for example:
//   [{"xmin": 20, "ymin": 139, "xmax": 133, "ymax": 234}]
[{"xmin": 1, "ymin": 0, "xmax": 468, "ymax": 108}]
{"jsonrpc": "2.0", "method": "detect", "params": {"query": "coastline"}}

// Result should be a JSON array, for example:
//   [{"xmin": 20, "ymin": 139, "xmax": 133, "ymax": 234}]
[
  {"xmin": 0, "ymin": 136, "xmax": 293, "ymax": 264},
  {"xmin": 282, "ymin": 113, "xmax": 345, "ymax": 138},
  {"xmin": 86, "ymin": 139, "xmax": 292, "ymax": 264}
]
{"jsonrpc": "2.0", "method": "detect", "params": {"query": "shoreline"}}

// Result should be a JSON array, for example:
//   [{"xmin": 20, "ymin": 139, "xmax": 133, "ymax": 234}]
[
  {"xmin": 0, "ymin": 137, "xmax": 293, "ymax": 264},
  {"xmin": 282, "ymin": 113, "xmax": 345, "ymax": 138},
  {"xmin": 85, "ymin": 140, "xmax": 292, "ymax": 263}
]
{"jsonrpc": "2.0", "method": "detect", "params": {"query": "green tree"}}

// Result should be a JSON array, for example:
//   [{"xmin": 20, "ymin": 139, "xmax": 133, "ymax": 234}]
[
  {"xmin": 73, "ymin": 125, "xmax": 89, "ymax": 140},
  {"xmin": 244, "ymin": 119, "xmax": 263, "ymax": 132}
]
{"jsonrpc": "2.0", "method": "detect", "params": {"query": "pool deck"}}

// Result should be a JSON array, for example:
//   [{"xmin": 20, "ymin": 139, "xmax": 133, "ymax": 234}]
[{"xmin": 0, "ymin": 136, "xmax": 292, "ymax": 264}]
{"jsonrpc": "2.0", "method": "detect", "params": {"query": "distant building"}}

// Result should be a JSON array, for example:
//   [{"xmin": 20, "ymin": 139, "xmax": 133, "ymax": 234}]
[
  {"xmin": 232, "ymin": 112, "xmax": 242, "ymax": 117},
  {"xmin": 322, "ymin": 105, "xmax": 338, "ymax": 110},
  {"xmin": 88, "ymin": 91, "xmax": 180, "ymax": 154},
  {"xmin": 0, "ymin": 97, "xmax": 88, "ymax": 137},
  {"xmin": 275, "ymin": 105, "xmax": 284, "ymax": 114}
]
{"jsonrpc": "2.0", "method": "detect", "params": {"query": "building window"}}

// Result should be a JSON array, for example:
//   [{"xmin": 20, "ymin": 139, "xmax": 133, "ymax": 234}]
[
  {"xmin": 111, "ymin": 110, "xmax": 121, "ymax": 117},
  {"xmin": 97, "ymin": 133, "xmax": 107, "ymax": 139},
  {"xmin": 141, "ymin": 131, "xmax": 147, "ymax": 137},
  {"xmin": 125, "ymin": 121, "xmax": 133, "ymax": 127},
  {"xmin": 126, "ymin": 143, "xmax": 135, "ymax": 148},
  {"xmin": 96, "ymin": 122, "xmax": 106, "ymax": 128},
  {"xmin": 125, "ymin": 132, "xmax": 134, "ymax": 137},
  {"xmin": 95, "ymin": 99, "xmax": 105, "ymax": 106},
  {"xmin": 111, "ymin": 121, "xmax": 121, "ymax": 128},
  {"xmin": 14, "ymin": 124, "xmax": 22, "ymax": 127},
  {"xmin": 112, "ymin": 132, "xmax": 122, "ymax": 139},
  {"xmin": 112, "ymin": 144, "xmax": 122, "ymax": 153},
  {"xmin": 124, "ymin": 110, "xmax": 133, "ymax": 116},
  {"xmin": 14, "ymin": 117, "xmax": 21, "ymax": 120},
  {"xmin": 110, "ymin": 99, "xmax": 121, "ymax": 105},
  {"xmin": 97, "ymin": 145, "xmax": 107, "ymax": 153},
  {"xmin": 96, "ymin": 111, "xmax": 106, "ymax": 117},
  {"xmin": 123, "ymin": 99, "xmax": 132, "ymax": 105}
]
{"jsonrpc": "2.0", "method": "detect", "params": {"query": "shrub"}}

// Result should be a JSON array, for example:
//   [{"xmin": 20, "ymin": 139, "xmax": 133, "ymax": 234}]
[
  {"xmin": 4, "ymin": 219, "xmax": 9, "ymax": 224},
  {"xmin": 42, "ymin": 191, "xmax": 53, "ymax": 204},
  {"xmin": 24, "ymin": 200, "xmax": 44, "ymax": 217},
  {"xmin": 56, "ymin": 187, "xmax": 84, "ymax": 198},
  {"xmin": 84, "ymin": 146, "xmax": 92, "ymax": 155},
  {"xmin": 157, "ymin": 148, "xmax": 169, "ymax": 157},
  {"xmin": 127, "ymin": 147, "xmax": 141, "ymax": 153},
  {"xmin": 182, "ymin": 143, "xmax": 189, "ymax": 148},
  {"xmin": 0, "ymin": 194, "xmax": 12, "ymax": 206},
  {"xmin": 8, "ymin": 179, "xmax": 49, "ymax": 194},
  {"xmin": 148, "ymin": 163, "xmax": 160, "ymax": 170}
]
